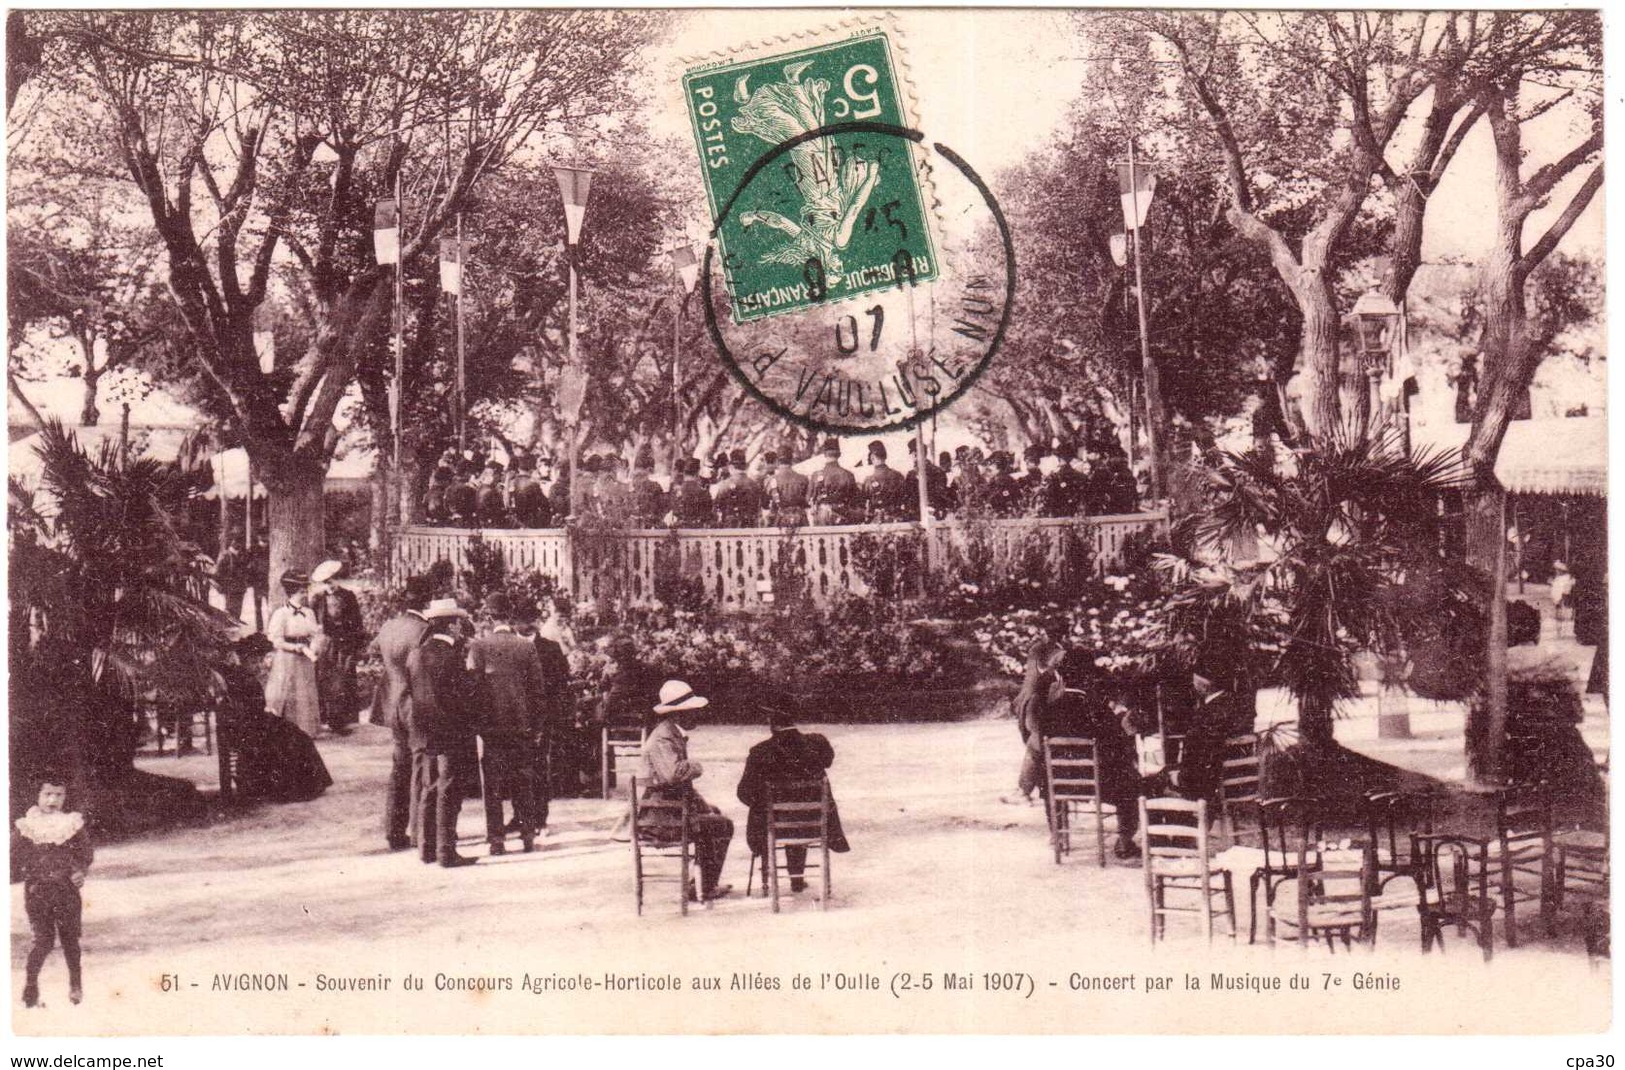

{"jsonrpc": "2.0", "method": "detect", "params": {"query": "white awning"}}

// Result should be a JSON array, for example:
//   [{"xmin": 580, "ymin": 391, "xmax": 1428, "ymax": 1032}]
[{"xmin": 1413, "ymin": 416, "xmax": 1607, "ymax": 497}]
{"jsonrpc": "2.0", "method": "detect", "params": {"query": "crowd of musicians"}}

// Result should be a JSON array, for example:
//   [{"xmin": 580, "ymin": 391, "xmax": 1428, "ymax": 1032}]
[{"xmin": 421, "ymin": 434, "xmax": 1143, "ymax": 530}]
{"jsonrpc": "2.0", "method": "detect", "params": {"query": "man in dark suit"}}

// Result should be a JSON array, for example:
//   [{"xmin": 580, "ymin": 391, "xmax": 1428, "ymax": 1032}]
[
  {"xmin": 370, "ymin": 584, "xmax": 431, "ymax": 850},
  {"xmin": 714, "ymin": 448, "xmax": 765, "ymax": 527},
  {"xmin": 467, "ymin": 592, "xmax": 549, "ymax": 854},
  {"xmin": 531, "ymin": 597, "xmax": 575, "ymax": 805},
  {"xmin": 736, "ymin": 699, "xmax": 849, "ymax": 894},
  {"xmin": 765, "ymin": 447, "xmax": 811, "ymax": 527},
  {"xmin": 985, "ymin": 451, "xmax": 1021, "ymax": 517},
  {"xmin": 405, "ymin": 598, "xmax": 478, "ymax": 867},
  {"xmin": 1169, "ymin": 670, "xmax": 1256, "ymax": 805},
  {"xmin": 860, "ymin": 440, "xmax": 910, "ymax": 522},
  {"xmin": 807, "ymin": 439, "xmax": 858, "ymax": 524},
  {"xmin": 670, "ymin": 457, "xmax": 715, "ymax": 527},
  {"xmin": 627, "ymin": 450, "xmax": 666, "ymax": 526},
  {"xmin": 642, "ymin": 680, "xmax": 734, "ymax": 901}
]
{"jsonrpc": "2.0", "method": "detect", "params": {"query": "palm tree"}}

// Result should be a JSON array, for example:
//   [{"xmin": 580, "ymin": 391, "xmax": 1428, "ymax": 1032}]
[
  {"xmin": 10, "ymin": 420, "xmax": 234, "ymax": 808},
  {"xmin": 1157, "ymin": 425, "xmax": 1481, "ymax": 753}
]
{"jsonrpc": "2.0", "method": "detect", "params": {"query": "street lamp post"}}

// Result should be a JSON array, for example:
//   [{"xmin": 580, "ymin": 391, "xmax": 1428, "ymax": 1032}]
[
  {"xmin": 1350, "ymin": 291, "xmax": 1407, "ymax": 739},
  {"xmin": 553, "ymin": 164, "xmax": 595, "ymax": 521},
  {"xmin": 1350, "ymin": 290, "xmax": 1400, "ymax": 438}
]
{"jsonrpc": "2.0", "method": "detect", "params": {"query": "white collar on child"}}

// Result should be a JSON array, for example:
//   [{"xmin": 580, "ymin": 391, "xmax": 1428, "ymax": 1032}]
[{"xmin": 15, "ymin": 807, "xmax": 84, "ymax": 846}]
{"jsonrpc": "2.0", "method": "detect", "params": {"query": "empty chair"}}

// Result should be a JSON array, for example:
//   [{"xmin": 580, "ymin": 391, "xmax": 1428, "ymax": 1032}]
[
  {"xmin": 602, "ymin": 723, "xmax": 646, "ymax": 799},
  {"xmin": 1141, "ymin": 797, "xmax": 1236, "ymax": 944},
  {"xmin": 1364, "ymin": 789, "xmax": 1436, "ymax": 892},
  {"xmin": 1492, "ymin": 786, "xmax": 1555, "ymax": 946},
  {"xmin": 763, "ymin": 777, "xmax": 833, "ymax": 913},
  {"xmin": 1247, "ymin": 796, "xmax": 1319, "ymax": 944},
  {"xmin": 1268, "ymin": 840, "xmax": 1377, "ymax": 952},
  {"xmin": 630, "ymin": 775, "xmax": 695, "ymax": 916},
  {"xmin": 1044, "ymin": 737, "xmax": 1114, "ymax": 867},
  {"xmin": 1215, "ymin": 733, "xmax": 1262, "ymax": 845},
  {"xmin": 1552, "ymin": 826, "xmax": 1608, "ymax": 916},
  {"xmin": 1413, "ymin": 833, "xmax": 1496, "ymax": 962}
]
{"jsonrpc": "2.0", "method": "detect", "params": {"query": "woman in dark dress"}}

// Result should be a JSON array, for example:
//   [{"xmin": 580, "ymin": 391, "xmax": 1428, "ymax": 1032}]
[{"xmin": 219, "ymin": 635, "xmax": 333, "ymax": 803}]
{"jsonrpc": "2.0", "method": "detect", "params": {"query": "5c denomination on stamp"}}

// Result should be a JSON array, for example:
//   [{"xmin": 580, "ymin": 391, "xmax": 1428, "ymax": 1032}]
[{"xmin": 684, "ymin": 25, "xmax": 938, "ymax": 324}]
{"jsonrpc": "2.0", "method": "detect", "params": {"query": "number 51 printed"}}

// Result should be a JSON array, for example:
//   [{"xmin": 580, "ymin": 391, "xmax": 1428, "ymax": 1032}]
[{"xmin": 684, "ymin": 27, "xmax": 938, "ymax": 323}]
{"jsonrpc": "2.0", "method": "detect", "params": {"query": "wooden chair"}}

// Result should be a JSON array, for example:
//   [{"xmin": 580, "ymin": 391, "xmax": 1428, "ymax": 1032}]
[
  {"xmin": 629, "ymin": 776, "xmax": 694, "ymax": 916},
  {"xmin": 1413, "ymin": 833, "xmax": 1496, "ymax": 962},
  {"xmin": 601, "ymin": 723, "xmax": 645, "ymax": 799},
  {"xmin": 1268, "ymin": 840, "xmax": 1376, "ymax": 952},
  {"xmin": 1247, "ymin": 796, "xmax": 1318, "ymax": 944},
  {"xmin": 762, "ymin": 777, "xmax": 832, "ymax": 913},
  {"xmin": 1140, "ymin": 798, "xmax": 1236, "ymax": 944},
  {"xmin": 1492, "ymin": 786, "xmax": 1555, "ymax": 946},
  {"xmin": 1215, "ymin": 732, "xmax": 1262, "ymax": 846},
  {"xmin": 1044, "ymin": 737, "xmax": 1114, "ymax": 867},
  {"xmin": 1364, "ymin": 789, "xmax": 1436, "ymax": 892}
]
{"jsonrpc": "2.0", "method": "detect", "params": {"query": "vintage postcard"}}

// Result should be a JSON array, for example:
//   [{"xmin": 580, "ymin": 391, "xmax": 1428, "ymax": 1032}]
[{"xmin": 5, "ymin": 5, "xmax": 1611, "ymax": 1048}]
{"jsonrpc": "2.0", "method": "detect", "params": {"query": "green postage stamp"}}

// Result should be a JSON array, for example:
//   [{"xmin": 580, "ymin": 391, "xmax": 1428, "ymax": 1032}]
[{"xmin": 684, "ymin": 25, "xmax": 939, "ymax": 323}]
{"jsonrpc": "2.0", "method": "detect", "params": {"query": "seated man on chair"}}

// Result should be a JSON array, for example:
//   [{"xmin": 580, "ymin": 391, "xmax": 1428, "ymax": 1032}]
[
  {"xmin": 642, "ymin": 680, "xmax": 735, "ymax": 902},
  {"xmin": 1049, "ymin": 650, "xmax": 1143, "ymax": 860},
  {"xmin": 1166, "ymin": 669, "xmax": 1256, "ymax": 805},
  {"xmin": 736, "ymin": 694, "xmax": 850, "ymax": 895}
]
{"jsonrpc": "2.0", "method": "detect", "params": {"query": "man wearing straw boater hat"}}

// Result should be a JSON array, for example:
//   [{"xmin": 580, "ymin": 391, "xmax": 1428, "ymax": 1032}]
[{"xmin": 642, "ymin": 680, "xmax": 734, "ymax": 902}]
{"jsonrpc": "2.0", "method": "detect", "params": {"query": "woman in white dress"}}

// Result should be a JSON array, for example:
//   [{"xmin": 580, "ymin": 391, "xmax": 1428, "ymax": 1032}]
[{"xmin": 264, "ymin": 570, "xmax": 324, "ymax": 738}]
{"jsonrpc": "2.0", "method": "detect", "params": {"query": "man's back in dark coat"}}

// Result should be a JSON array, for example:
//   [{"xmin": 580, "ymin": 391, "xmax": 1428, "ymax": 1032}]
[{"xmin": 736, "ymin": 728, "xmax": 850, "ymax": 857}]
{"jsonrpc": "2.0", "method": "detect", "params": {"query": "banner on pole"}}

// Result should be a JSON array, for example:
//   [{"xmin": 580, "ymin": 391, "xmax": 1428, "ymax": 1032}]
[
  {"xmin": 1115, "ymin": 164, "xmax": 1157, "ymax": 230},
  {"xmin": 439, "ymin": 236, "xmax": 463, "ymax": 295},
  {"xmin": 373, "ymin": 199, "xmax": 400, "ymax": 265},
  {"xmin": 553, "ymin": 165, "xmax": 595, "ymax": 245},
  {"xmin": 671, "ymin": 244, "xmax": 701, "ymax": 295},
  {"xmin": 558, "ymin": 365, "xmax": 587, "ymax": 424},
  {"xmin": 1108, "ymin": 233, "xmax": 1128, "ymax": 267}
]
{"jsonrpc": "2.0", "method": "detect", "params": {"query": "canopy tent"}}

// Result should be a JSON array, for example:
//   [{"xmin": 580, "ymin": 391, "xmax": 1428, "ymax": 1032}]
[
  {"xmin": 10, "ymin": 432, "xmax": 375, "ymax": 499},
  {"xmin": 1412, "ymin": 416, "xmax": 1607, "ymax": 497}
]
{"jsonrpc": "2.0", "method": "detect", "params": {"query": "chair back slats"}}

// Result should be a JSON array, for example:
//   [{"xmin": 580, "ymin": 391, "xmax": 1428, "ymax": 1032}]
[
  {"xmin": 630, "ymin": 775, "xmax": 693, "ymax": 916},
  {"xmin": 1043, "ymin": 738, "xmax": 1112, "ymax": 866},
  {"xmin": 764, "ymin": 778, "xmax": 833, "ymax": 912}
]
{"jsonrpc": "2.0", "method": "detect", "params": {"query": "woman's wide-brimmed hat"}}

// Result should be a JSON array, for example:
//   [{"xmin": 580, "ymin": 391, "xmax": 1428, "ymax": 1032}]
[
  {"xmin": 653, "ymin": 679, "xmax": 709, "ymax": 715},
  {"xmin": 422, "ymin": 598, "xmax": 470, "ymax": 621},
  {"xmin": 280, "ymin": 569, "xmax": 310, "ymax": 590}
]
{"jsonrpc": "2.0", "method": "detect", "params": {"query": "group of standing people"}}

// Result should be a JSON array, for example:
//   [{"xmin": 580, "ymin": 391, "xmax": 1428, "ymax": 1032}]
[
  {"xmin": 417, "ymin": 432, "xmax": 1145, "ymax": 532},
  {"xmin": 1004, "ymin": 638, "xmax": 1255, "ymax": 860},
  {"xmin": 373, "ymin": 589, "xmax": 573, "ymax": 866}
]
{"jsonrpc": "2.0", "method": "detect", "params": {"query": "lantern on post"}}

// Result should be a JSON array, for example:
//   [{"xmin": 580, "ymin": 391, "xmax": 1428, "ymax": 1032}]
[
  {"xmin": 1350, "ymin": 290, "xmax": 1400, "ymax": 433},
  {"xmin": 552, "ymin": 163, "xmax": 596, "ymax": 520}
]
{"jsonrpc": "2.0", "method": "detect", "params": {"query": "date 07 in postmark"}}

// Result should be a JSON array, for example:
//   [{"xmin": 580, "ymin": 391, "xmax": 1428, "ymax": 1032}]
[{"xmin": 684, "ymin": 27, "xmax": 938, "ymax": 324}]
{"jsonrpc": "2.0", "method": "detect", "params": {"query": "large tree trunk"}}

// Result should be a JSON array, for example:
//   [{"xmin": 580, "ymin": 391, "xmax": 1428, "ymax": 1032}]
[
  {"xmin": 264, "ymin": 461, "xmax": 326, "ymax": 590},
  {"xmin": 1463, "ymin": 483, "xmax": 1509, "ymax": 786},
  {"xmin": 1296, "ymin": 283, "xmax": 1343, "ymax": 438}
]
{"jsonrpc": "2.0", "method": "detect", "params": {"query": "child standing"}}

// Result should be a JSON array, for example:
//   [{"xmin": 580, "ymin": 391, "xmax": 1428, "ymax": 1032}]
[{"xmin": 14, "ymin": 779, "xmax": 93, "ymax": 1008}]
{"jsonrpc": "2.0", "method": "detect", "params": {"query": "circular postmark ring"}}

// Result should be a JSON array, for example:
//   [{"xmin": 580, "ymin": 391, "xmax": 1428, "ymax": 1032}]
[{"xmin": 701, "ymin": 120, "xmax": 1016, "ymax": 437}]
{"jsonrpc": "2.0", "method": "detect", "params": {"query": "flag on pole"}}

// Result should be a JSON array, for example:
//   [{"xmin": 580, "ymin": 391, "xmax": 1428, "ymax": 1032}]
[
  {"xmin": 552, "ymin": 165, "xmax": 595, "ymax": 245},
  {"xmin": 672, "ymin": 244, "xmax": 701, "ymax": 295},
  {"xmin": 1108, "ymin": 233, "xmax": 1128, "ymax": 267},
  {"xmin": 1115, "ymin": 164, "xmax": 1157, "ymax": 230},
  {"xmin": 439, "ymin": 236, "xmax": 463, "ymax": 295},
  {"xmin": 373, "ymin": 199, "xmax": 400, "ymax": 265}
]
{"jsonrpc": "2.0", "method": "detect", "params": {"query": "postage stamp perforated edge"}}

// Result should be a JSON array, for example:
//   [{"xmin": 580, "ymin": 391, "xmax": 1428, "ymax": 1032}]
[{"xmin": 676, "ymin": 12, "xmax": 946, "ymax": 319}]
